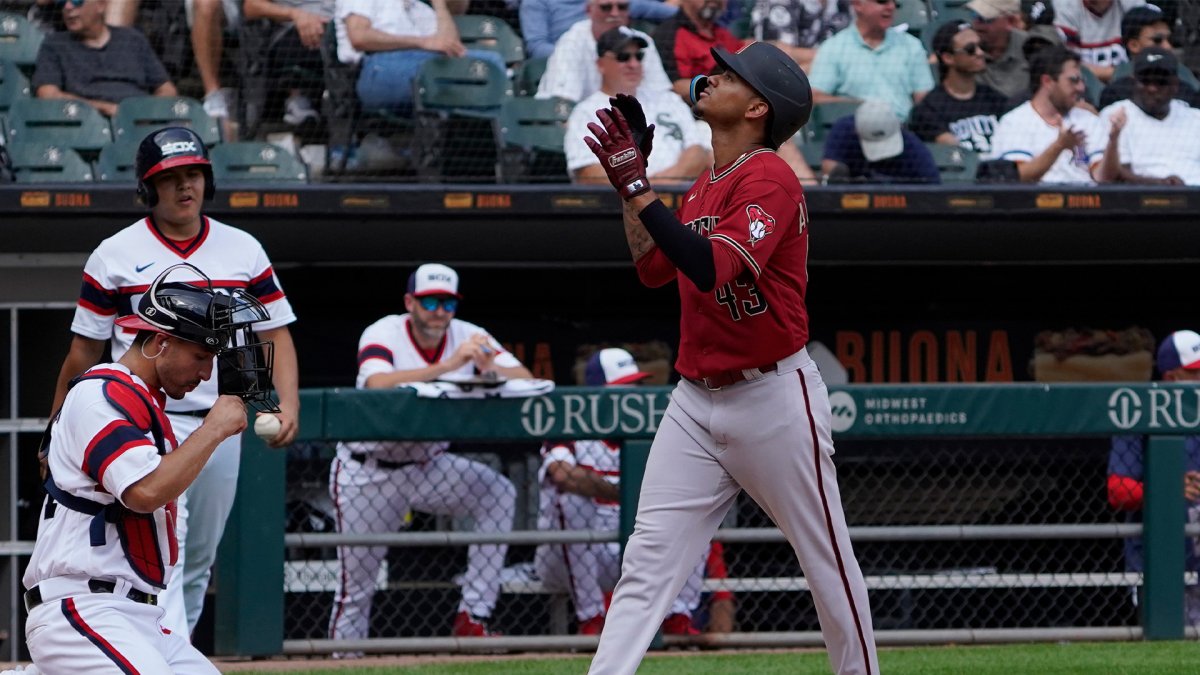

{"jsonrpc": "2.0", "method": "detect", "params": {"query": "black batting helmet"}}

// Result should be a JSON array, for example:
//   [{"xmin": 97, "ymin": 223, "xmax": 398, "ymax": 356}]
[
  {"xmin": 135, "ymin": 127, "xmax": 214, "ymax": 207},
  {"xmin": 710, "ymin": 42, "xmax": 813, "ymax": 149}
]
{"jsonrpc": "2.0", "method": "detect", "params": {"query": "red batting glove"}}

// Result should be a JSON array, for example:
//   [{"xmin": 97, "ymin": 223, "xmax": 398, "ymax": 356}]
[{"xmin": 584, "ymin": 107, "xmax": 651, "ymax": 199}]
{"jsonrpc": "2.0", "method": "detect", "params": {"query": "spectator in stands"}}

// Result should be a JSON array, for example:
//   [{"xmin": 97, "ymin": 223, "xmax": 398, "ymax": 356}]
[
  {"xmin": 1052, "ymin": 0, "xmax": 1145, "ymax": 83},
  {"xmin": 536, "ymin": 0, "xmax": 673, "ymax": 102},
  {"xmin": 742, "ymin": 0, "xmax": 851, "ymax": 72},
  {"xmin": 910, "ymin": 22, "xmax": 1009, "ymax": 153},
  {"xmin": 566, "ymin": 27, "xmax": 711, "ymax": 184},
  {"xmin": 1099, "ymin": 48, "xmax": 1200, "ymax": 185},
  {"xmin": 969, "ymin": 0, "xmax": 1033, "ymax": 100},
  {"xmin": 336, "ymin": 0, "xmax": 505, "ymax": 113},
  {"xmin": 651, "ymin": 0, "xmax": 742, "ymax": 101},
  {"xmin": 520, "ymin": 0, "xmax": 678, "ymax": 60},
  {"xmin": 1108, "ymin": 330, "xmax": 1200, "ymax": 625},
  {"xmin": 190, "ymin": 0, "xmax": 241, "ymax": 124},
  {"xmin": 821, "ymin": 99, "xmax": 941, "ymax": 182},
  {"xmin": 32, "ymin": 0, "xmax": 177, "ymax": 117},
  {"xmin": 533, "ymin": 347, "xmax": 710, "ymax": 636},
  {"xmin": 1098, "ymin": 5, "xmax": 1200, "ymax": 108},
  {"xmin": 986, "ymin": 45, "xmax": 1117, "ymax": 183},
  {"xmin": 807, "ymin": 0, "xmax": 933, "ymax": 119},
  {"xmin": 243, "ymin": 0, "xmax": 331, "ymax": 127}
]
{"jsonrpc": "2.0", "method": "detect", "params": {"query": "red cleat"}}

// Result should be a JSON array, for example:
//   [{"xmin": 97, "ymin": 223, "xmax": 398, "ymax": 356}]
[
  {"xmin": 452, "ymin": 611, "xmax": 499, "ymax": 637},
  {"xmin": 578, "ymin": 614, "xmax": 606, "ymax": 635},
  {"xmin": 660, "ymin": 613, "xmax": 700, "ymax": 636}
]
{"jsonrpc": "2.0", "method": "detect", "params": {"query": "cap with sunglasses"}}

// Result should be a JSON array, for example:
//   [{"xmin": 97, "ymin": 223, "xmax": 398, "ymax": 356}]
[
  {"xmin": 1133, "ymin": 46, "xmax": 1178, "ymax": 78},
  {"xmin": 966, "ymin": 0, "xmax": 1018, "ymax": 20},
  {"xmin": 407, "ymin": 263, "xmax": 461, "ymax": 298},
  {"xmin": 596, "ymin": 26, "xmax": 649, "ymax": 58}
]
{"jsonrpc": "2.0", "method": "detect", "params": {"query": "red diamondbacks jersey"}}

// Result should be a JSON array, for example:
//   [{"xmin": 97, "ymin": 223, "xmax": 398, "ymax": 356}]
[{"xmin": 641, "ymin": 148, "xmax": 811, "ymax": 378}]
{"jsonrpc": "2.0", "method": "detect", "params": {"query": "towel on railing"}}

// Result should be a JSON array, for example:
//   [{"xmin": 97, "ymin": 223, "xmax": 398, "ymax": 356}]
[{"xmin": 399, "ymin": 378, "xmax": 556, "ymax": 399}]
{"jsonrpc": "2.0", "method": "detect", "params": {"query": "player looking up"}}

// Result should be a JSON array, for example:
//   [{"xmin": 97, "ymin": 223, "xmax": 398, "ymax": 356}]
[{"xmin": 582, "ymin": 42, "xmax": 878, "ymax": 674}]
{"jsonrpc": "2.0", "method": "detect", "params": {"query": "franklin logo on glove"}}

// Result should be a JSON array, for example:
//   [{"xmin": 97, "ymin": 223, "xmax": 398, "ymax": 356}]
[{"xmin": 609, "ymin": 149, "xmax": 638, "ymax": 167}]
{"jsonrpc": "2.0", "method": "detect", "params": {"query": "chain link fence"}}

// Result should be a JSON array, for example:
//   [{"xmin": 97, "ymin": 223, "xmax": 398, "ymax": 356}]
[{"xmin": 280, "ymin": 433, "xmax": 1164, "ymax": 646}]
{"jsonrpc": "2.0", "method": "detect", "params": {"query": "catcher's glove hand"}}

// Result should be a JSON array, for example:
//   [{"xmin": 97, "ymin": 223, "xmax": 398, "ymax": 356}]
[{"xmin": 609, "ymin": 93, "xmax": 655, "ymax": 161}]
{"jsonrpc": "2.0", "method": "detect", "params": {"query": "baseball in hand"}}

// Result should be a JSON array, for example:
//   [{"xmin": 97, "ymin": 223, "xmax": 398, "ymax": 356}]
[{"xmin": 254, "ymin": 414, "xmax": 282, "ymax": 440}]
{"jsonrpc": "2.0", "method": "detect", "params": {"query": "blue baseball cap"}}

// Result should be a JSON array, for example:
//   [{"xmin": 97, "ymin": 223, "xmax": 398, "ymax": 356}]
[
  {"xmin": 585, "ymin": 348, "xmax": 651, "ymax": 386},
  {"xmin": 1156, "ymin": 330, "xmax": 1200, "ymax": 373}
]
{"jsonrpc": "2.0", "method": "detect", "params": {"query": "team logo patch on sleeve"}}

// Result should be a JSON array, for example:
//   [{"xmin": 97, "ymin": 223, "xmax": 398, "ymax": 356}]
[{"xmin": 745, "ymin": 204, "xmax": 776, "ymax": 247}]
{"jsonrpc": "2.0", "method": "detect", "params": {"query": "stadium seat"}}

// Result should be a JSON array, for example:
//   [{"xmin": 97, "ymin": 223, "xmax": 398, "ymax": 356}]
[
  {"xmin": 0, "ymin": 12, "xmax": 45, "ymax": 75},
  {"xmin": 5, "ymin": 98, "xmax": 113, "ymax": 155},
  {"xmin": 454, "ymin": 15, "xmax": 525, "ymax": 66},
  {"xmin": 925, "ymin": 142, "xmax": 979, "ymax": 183},
  {"xmin": 209, "ymin": 141, "xmax": 309, "ymax": 183},
  {"xmin": 413, "ymin": 56, "xmax": 512, "ymax": 181},
  {"xmin": 799, "ymin": 141, "xmax": 825, "ymax": 173},
  {"xmin": 0, "ymin": 57, "xmax": 30, "ymax": 115},
  {"xmin": 807, "ymin": 101, "xmax": 861, "ymax": 141},
  {"xmin": 497, "ymin": 95, "xmax": 572, "ymax": 182},
  {"xmin": 111, "ymin": 96, "xmax": 221, "ymax": 147},
  {"xmin": 6, "ymin": 141, "xmax": 94, "ymax": 182},
  {"xmin": 514, "ymin": 56, "xmax": 548, "ymax": 97},
  {"xmin": 1080, "ymin": 66, "xmax": 1104, "ymax": 108},
  {"xmin": 895, "ymin": 0, "xmax": 932, "ymax": 35},
  {"xmin": 95, "ymin": 140, "xmax": 138, "ymax": 182}
]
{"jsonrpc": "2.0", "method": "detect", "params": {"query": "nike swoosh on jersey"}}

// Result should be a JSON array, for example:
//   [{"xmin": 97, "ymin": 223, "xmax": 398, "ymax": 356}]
[{"xmin": 135, "ymin": 262, "xmax": 156, "ymax": 273}]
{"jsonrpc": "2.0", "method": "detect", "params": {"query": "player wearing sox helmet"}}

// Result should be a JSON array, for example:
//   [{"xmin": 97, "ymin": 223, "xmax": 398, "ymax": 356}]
[
  {"xmin": 25, "ymin": 266, "xmax": 276, "ymax": 673},
  {"xmin": 50, "ymin": 127, "xmax": 300, "ymax": 637},
  {"xmin": 583, "ymin": 42, "xmax": 878, "ymax": 674}
]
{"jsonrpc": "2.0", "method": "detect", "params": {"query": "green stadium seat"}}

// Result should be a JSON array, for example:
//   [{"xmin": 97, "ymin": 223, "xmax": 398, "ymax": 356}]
[
  {"xmin": 1080, "ymin": 65, "xmax": 1103, "ymax": 108},
  {"xmin": 925, "ymin": 142, "xmax": 979, "ymax": 183},
  {"xmin": 0, "ymin": 58, "xmax": 30, "ymax": 115},
  {"xmin": 895, "ymin": 0, "xmax": 932, "ymax": 35},
  {"xmin": 497, "ymin": 95, "xmax": 572, "ymax": 182},
  {"xmin": 0, "ymin": 12, "xmax": 45, "ymax": 75},
  {"xmin": 209, "ymin": 141, "xmax": 309, "ymax": 183},
  {"xmin": 454, "ymin": 15, "xmax": 525, "ymax": 66},
  {"xmin": 807, "ymin": 101, "xmax": 861, "ymax": 141},
  {"xmin": 95, "ymin": 140, "xmax": 138, "ymax": 182},
  {"xmin": 111, "ymin": 96, "xmax": 221, "ymax": 147},
  {"xmin": 514, "ymin": 56, "xmax": 548, "ymax": 97},
  {"xmin": 5, "ymin": 98, "xmax": 112, "ymax": 155},
  {"xmin": 799, "ymin": 141, "xmax": 825, "ymax": 173},
  {"xmin": 7, "ymin": 141, "xmax": 94, "ymax": 182},
  {"xmin": 413, "ymin": 56, "xmax": 512, "ymax": 181}
]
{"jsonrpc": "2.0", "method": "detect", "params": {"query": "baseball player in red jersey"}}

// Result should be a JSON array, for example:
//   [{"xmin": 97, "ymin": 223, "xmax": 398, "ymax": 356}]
[
  {"xmin": 24, "ymin": 265, "xmax": 277, "ymax": 673},
  {"xmin": 582, "ymin": 42, "xmax": 878, "ymax": 674}
]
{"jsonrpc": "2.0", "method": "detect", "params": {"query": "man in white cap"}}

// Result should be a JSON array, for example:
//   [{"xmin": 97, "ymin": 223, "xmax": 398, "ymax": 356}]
[
  {"xmin": 1108, "ymin": 329, "xmax": 1200, "ymax": 624},
  {"xmin": 328, "ymin": 263, "xmax": 533, "ymax": 649},
  {"xmin": 820, "ymin": 99, "xmax": 941, "ymax": 182},
  {"xmin": 533, "ymin": 348, "xmax": 713, "ymax": 636},
  {"xmin": 969, "ymin": 0, "xmax": 1035, "ymax": 99}
]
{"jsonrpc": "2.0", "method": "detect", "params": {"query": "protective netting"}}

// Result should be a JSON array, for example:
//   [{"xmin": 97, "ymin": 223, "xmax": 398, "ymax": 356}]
[
  {"xmin": 3, "ymin": 0, "xmax": 1200, "ymax": 184},
  {"xmin": 282, "ymin": 435, "xmax": 1172, "ymax": 642}
]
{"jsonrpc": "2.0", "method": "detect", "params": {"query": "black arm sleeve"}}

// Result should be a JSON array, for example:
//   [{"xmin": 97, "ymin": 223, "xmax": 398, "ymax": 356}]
[{"xmin": 638, "ymin": 199, "xmax": 716, "ymax": 292}]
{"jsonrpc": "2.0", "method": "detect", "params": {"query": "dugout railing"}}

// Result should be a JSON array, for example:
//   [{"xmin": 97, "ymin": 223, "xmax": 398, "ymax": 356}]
[{"xmin": 210, "ymin": 383, "xmax": 1200, "ymax": 657}]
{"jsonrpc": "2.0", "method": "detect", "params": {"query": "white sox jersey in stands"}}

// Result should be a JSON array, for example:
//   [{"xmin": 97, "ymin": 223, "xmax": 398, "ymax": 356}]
[
  {"xmin": 1053, "ymin": 0, "xmax": 1144, "ymax": 67},
  {"xmin": 24, "ymin": 364, "xmax": 179, "ymax": 596},
  {"xmin": 71, "ymin": 216, "xmax": 297, "ymax": 413},
  {"xmin": 343, "ymin": 314, "xmax": 522, "ymax": 463}
]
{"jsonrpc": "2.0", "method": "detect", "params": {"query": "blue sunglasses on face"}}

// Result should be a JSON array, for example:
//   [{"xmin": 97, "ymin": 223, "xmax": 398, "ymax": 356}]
[
  {"xmin": 56, "ymin": 0, "xmax": 87, "ymax": 7},
  {"xmin": 417, "ymin": 296, "xmax": 459, "ymax": 312}
]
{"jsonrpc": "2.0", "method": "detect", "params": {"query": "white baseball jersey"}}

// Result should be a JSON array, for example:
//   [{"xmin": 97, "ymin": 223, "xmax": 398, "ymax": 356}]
[
  {"xmin": 986, "ymin": 101, "xmax": 1107, "ymax": 184},
  {"xmin": 536, "ymin": 19, "xmax": 673, "ymax": 103},
  {"xmin": 566, "ymin": 88, "xmax": 712, "ymax": 176},
  {"xmin": 70, "ymin": 216, "xmax": 297, "ymax": 413},
  {"xmin": 538, "ymin": 439, "xmax": 621, "ymax": 533},
  {"xmin": 341, "ymin": 314, "xmax": 521, "ymax": 463},
  {"xmin": 24, "ymin": 364, "xmax": 179, "ymax": 595},
  {"xmin": 1053, "ymin": 0, "xmax": 1144, "ymax": 67},
  {"xmin": 1100, "ymin": 99, "xmax": 1200, "ymax": 185}
]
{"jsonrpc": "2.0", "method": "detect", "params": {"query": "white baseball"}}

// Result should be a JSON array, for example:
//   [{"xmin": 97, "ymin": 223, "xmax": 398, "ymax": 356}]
[{"xmin": 254, "ymin": 414, "xmax": 282, "ymax": 440}]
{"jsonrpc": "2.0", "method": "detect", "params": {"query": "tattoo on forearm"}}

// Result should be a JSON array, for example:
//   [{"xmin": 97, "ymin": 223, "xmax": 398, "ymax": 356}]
[{"xmin": 623, "ymin": 200, "xmax": 656, "ymax": 261}]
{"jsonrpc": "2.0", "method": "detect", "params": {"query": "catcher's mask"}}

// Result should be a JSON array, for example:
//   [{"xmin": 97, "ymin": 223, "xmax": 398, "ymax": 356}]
[{"xmin": 116, "ymin": 263, "xmax": 279, "ymax": 412}]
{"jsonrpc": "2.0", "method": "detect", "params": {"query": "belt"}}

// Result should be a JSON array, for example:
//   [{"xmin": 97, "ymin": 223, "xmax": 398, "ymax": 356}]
[
  {"xmin": 689, "ymin": 363, "xmax": 778, "ymax": 390},
  {"xmin": 350, "ymin": 452, "xmax": 419, "ymax": 470},
  {"xmin": 24, "ymin": 579, "xmax": 158, "ymax": 612},
  {"xmin": 169, "ymin": 408, "xmax": 211, "ymax": 418}
]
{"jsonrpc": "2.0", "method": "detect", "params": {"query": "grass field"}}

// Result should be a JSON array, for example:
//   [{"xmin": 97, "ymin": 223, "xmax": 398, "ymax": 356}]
[{"xmin": 230, "ymin": 641, "xmax": 1200, "ymax": 674}]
